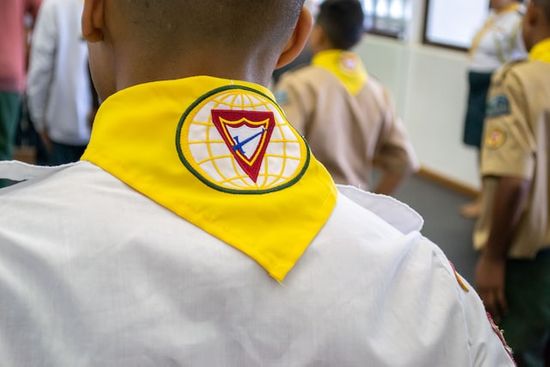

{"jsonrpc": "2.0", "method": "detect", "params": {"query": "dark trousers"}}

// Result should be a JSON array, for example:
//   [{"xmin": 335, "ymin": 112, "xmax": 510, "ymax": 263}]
[
  {"xmin": 0, "ymin": 92, "xmax": 22, "ymax": 188},
  {"xmin": 463, "ymin": 71, "xmax": 493, "ymax": 149},
  {"xmin": 501, "ymin": 250, "xmax": 550, "ymax": 367},
  {"xmin": 0, "ymin": 92, "xmax": 22, "ymax": 161},
  {"xmin": 49, "ymin": 142, "xmax": 87, "ymax": 166}
]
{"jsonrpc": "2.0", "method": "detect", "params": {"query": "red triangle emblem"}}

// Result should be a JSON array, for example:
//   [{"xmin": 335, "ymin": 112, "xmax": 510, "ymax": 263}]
[{"xmin": 211, "ymin": 109, "xmax": 276, "ymax": 183}]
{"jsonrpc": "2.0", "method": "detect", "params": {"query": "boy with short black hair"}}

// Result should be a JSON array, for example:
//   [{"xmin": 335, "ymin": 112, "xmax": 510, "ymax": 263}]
[
  {"xmin": 0, "ymin": 0, "xmax": 513, "ymax": 365},
  {"xmin": 475, "ymin": 0, "xmax": 550, "ymax": 365},
  {"xmin": 277, "ymin": 0, "xmax": 418, "ymax": 194},
  {"xmin": 316, "ymin": 0, "xmax": 364, "ymax": 49}
]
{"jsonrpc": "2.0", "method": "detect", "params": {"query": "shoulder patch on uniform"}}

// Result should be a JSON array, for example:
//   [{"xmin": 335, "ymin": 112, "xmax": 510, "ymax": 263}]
[
  {"xmin": 485, "ymin": 128, "xmax": 507, "ymax": 149},
  {"xmin": 175, "ymin": 85, "xmax": 309, "ymax": 194},
  {"xmin": 486, "ymin": 95, "xmax": 511, "ymax": 118}
]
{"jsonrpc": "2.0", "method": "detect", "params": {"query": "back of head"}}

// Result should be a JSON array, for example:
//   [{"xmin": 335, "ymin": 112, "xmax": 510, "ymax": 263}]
[
  {"xmin": 115, "ymin": 0, "xmax": 306, "ymax": 56},
  {"xmin": 86, "ymin": 0, "xmax": 309, "ymax": 99},
  {"xmin": 316, "ymin": 0, "xmax": 365, "ymax": 50}
]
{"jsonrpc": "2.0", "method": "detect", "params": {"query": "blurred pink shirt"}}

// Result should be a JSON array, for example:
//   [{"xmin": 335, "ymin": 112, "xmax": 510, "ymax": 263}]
[{"xmin": 0, "ymin": 0, "xmax": 41, "ymax": 93}]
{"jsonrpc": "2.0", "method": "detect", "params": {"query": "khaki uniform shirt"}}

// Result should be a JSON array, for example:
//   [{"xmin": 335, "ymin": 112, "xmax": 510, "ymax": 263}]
[
  {"xmin": 277, "ymin": 67, "xmax": 418, "ymax": 190},
  {"xmin": 474, "ymin": 59, "xmax": 550, "ymax": 258}
]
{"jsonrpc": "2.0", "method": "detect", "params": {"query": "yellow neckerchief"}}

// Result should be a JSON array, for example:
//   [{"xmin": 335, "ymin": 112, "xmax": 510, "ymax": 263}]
[
  {"xmin": 529, "ymin": 38, "xmax": 550, "ymax": 64},
  {"xmin": 82, "ymin": 76, "xmax": 337, "ymax": 282},
  {"xmin": 469, "ymin": 3, "xmax": 522, "ymax": 58},
  {"xmin": 312, "ymin": 49, "xmax": 368, "ymax": 96}
]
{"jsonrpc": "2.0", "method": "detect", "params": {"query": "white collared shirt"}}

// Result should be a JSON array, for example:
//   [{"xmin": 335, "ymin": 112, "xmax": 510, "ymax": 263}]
[
  {"xmin": 470, "ymin": 7, "xmax": 527, "ymax": 72},
  {"xmin": 27, "ymin": 0, "xmax": 91, "ymax": 146},
  {"xmin": 0, "ymin": 161, "xmax": 514, "ymax": 366}
]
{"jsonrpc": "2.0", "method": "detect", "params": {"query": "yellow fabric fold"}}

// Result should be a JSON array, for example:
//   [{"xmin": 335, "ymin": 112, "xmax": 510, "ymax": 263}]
[
  {"xmin": 82, "ymin": 76, "xmax": 338, "ymax": 282},
  {"xmin": 529, "ymin": 38, "xmax": 550, "ymax": 64},
  {"xmin": 313, "ymin": 49, "xmax": 368, "ymax": 96}
]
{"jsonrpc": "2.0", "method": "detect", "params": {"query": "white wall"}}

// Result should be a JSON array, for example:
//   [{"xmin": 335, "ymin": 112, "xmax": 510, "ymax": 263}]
[{"xmin": 354, "ymin": 3, "xmax": 481, "ymax": 189}]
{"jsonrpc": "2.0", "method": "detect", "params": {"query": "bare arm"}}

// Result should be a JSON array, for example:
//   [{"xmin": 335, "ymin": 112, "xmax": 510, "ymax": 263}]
[
  {"xmin": 373, "ymin": 88, "xmax": 418, "ymax": 196},
  {"xmin": 475, "ymin": 176, "xmax": 530, "ymax": 319},
  {"xmin": 374, "ymin": 169, "xmax": 409, "ymax": 196},
  {"xmin": 486, "ymin": 176, "xmax": 530, "ymax": 259}
]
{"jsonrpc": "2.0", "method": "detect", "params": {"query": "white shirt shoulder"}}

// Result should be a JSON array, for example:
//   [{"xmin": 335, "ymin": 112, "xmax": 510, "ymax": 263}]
[{"xmin": 0, "ymin": 162, "xmax": 514, "ymax": 366}]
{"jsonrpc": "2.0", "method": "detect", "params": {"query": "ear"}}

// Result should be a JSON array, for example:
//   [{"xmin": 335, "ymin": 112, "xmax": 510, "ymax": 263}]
[
  {"xmin": 276, "ymin": 8, "xmax": 314, "ymax": 69},
  {"xmin": 82, "ymin": 0, "xmax": 105, "ymax": 42}
]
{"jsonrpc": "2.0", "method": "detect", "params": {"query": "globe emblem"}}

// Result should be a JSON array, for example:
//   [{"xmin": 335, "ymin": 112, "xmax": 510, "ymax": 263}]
[{"xmin": 177, "ymin": 86, "xmax": 309, "ymax": 194}]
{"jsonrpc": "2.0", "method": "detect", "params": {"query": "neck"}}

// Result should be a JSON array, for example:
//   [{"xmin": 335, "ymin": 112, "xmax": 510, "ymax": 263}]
[
  {"xmin": 114, "ymin": 47, "xmax": 278, "ymax": 92},
  {"xmin": 313, "ymin": 44, "xmax": 341, "ymax": 55},
  {"xmin": 529, "ymin": 31, "xmax": 550, "ymax": 50},
  {"xmin": 495, "ymin": 2, "xmax": 518, "ymax": 13},
  {"xmin": 312, "ymin": 35, "xmax": 340, "ymax": 55}
]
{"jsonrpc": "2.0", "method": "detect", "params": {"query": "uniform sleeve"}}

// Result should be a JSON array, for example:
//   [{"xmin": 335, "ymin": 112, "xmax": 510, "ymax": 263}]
[
  {"xmin": 431, "ymin": 248, "xmax": 516, "ymax": 366},
  {"xmin": 458, "ymin": 276, "xmax": 516, "ymax": 366},
  {"xmin": 481, "ymin": 72, "xmax": 535, "ymax": 180},
  {"xmin": 27, "ymin": 0, "xmax": 56, "ymax": 134},
  {"xmin": 373, "ymin": 89, "xmax": 419, "ymax": 174},
  {"xmin": 275, "ymin": 74, "xmax": 314, "ymax": 136}
]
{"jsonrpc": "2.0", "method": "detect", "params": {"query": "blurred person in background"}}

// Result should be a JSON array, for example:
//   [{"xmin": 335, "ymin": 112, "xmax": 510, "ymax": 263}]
[
  {"xmin": 27, "ymin": 0, "xmax": 92, "ymax": 165},
  {"xmin": 276, "ymin": 0, "xmax": 418, "ymax": 195},
  {"xmin": 474, "ymin": 0, "xmax": 550, "ymax": 364},
  {"xmin": 0, "ymin": 0, "xmax": 41, "ymax": 184},
  {"xmin": 461, "ymin": 0, "xmax": 526, "ymax": 218}
]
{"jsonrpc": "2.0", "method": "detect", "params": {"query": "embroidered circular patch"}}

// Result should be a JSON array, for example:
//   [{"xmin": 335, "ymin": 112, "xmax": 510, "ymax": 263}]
[
  {"xmin": 176, "ymin": 86, "xmax": 309, "ymax": 194},
  {"xmin": 340, "ymin": 53, "xmax": 359, "ymax": 74},
  {"xmin": 485, "ymin": 128, "xmax": 507, "ymax": 150}
]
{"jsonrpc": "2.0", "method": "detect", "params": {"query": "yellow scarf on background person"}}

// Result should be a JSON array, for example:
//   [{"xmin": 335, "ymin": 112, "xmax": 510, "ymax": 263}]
[
  {"xmin": 312, "ymin": 49, "xmax": 368, "ymax": 96},
  {"xmin": 529, "ymin": 38, "xmax": 550, "ymax": 64},
  {"xmin": 82, "ymin": 76, "xmax": 337, "ymax": 282}
]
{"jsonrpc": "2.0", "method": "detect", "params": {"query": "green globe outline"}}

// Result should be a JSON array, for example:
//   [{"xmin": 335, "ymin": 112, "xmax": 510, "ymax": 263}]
[{"xmin": 175, "ymin": 85, "xmax": 311, "ymax": 195}]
